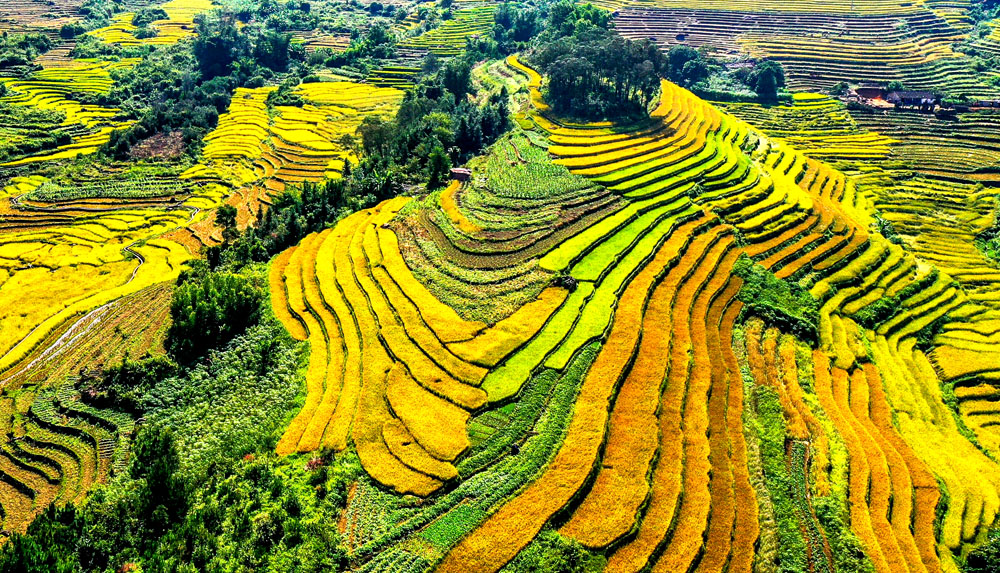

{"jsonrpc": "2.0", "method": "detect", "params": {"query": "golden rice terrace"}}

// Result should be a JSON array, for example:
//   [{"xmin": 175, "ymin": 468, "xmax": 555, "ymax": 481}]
[{"xmin": 1, "ymin": 0, "xmax": 1000, "ymax": 571}]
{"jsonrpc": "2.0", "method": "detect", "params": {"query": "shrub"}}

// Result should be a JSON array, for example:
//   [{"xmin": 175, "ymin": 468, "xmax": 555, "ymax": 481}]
[
  {"xmin": 734, "ymin": 255, "xmax": 819, "ymax": 343},
  {"xmin": 132, "ymin": 8, "xmax": 168, "ymax": 27},
  {"xmin": 81, "ymin": 356, "xmax": 177, "ymax": 413},
  {"xmin": 501, "ymin": 529, "xmax": 604, "ymax": 573}
]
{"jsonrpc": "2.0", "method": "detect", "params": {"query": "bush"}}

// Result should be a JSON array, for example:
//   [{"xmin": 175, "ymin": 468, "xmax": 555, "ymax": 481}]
[
  {"xmin": 965, "ymin": 524, "xmax": 1000, "ymax": 572},
  {"xmin": 828, "ymin": 81, "xmax": 850, "ymax": 96},
  {"xmin": 132, "ymin": 8, "xmax": 168, "ymax": 27},
  {"xmin": 502, "ymin": 529, "xmax": 603, "ymax": 573},
  {"xmin": 81, "ymin": 356, "xmax": 177, "ymax": 413},
  {"xmin": 734, "ymin": 255, "xmax": 819, "ymax": 343},
  {"xmin": 60, "ymin": 23, "xmax": 87, "ymax": 39}
]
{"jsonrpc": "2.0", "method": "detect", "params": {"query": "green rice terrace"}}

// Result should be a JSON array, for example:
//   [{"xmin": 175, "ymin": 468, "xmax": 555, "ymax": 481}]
[{"xmin": 2, "ymin": 0, "xmax": 1000, "ymax": 571}]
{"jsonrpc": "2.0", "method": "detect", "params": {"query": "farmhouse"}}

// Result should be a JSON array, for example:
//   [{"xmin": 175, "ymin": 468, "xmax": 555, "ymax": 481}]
[{"xmin": 886, "ymin": 90, "xmax": 938, "ymax": 111}]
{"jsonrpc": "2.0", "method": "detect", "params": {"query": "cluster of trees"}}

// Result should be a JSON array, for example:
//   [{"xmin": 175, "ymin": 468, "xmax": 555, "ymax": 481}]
[
  {"xmin": 488, "ymin": 0, "xmax": 610, "ymax": 58},
  {"xmin": 129, "ymin": 7, "xmax": 169, "ymax": 38},
  {"xmin": 529, "ymin": 29, "xmax": 668, "ymax": 119},
  {"xmin": 59, "ymin": 0, "xmax": 127, "ymax": 38},
  {"xmin": 193, "ymin": 13, "xmax": 300, "ymax": 80},
  {"xmin": 322, "ymin": 21, "xmax": 396, "ymax": 68},
  {"xmin": 101, "ymin": 8, "xmax": 305, "ymax": 158},
  {"xmin": 357, "ymin": 56, "xmax": 510, "ymax": 186},
  {"xmin": 741, "ymin": 60, "xmax": 786, "ymax": 101},
  {"xmin": 660, "ymin": 45, "xmax": 786, "ymax": 101},
  {"xmin": 79, "ymin": 355, "xmax": 175, "ymax": 414},
  {"xmin": 970, "ymin": 0, "xmax": 1000, "ymax": 22},
  {"xmin": 166, "ymin": 266, "xmax": 265, "ymax": 363},
  {"xmin": 0, "ymin": 31, "xmax": 51, "ymax": 68},
  {"xmin": 77, "ymin": 0, "xmax": 120, "ymax": 29}
]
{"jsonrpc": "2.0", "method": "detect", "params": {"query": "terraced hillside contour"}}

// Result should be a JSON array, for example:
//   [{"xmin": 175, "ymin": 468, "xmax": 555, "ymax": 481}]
[
  {"xmin": 87, "ymin": 0, "xmax": 215, "ymax": 46},
  {"xmin": 0, "ymin": 46, "xmax": 404, "ymax": 533},
  {"xmin": 712, "ymin": 91, "xmax": 1000, "ymax": 463},
  {"xmin": 270, "ymin": 54, "xmax": 1000, "ymax": 572},
  {"xmin": 0, "ymin": 58, "xmax": 139, "ymax": 167},
  {"xmin": 613, "ymin": 2, "xmax": 995, "ymax": 98}
]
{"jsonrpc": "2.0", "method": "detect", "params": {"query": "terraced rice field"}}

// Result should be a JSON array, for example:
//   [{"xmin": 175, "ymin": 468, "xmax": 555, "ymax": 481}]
[
  {"xmin": 367, "ymin": 65, "xmax": 420, "ymax": 89},
  {"xmin": 0, "ymin": 58, "xmax": 138, "ymax": 166},
  {"xmin": 851, "ymin": 108, "xmax": 1000, "ymax": 183},
  {"xmin": 613, "ymin": 3, "xmax": 995, "ymax": 97},
  {"xmin": 269, "ymin": 55, "xmax": 1000, "ymax": 572},
  {"xmin": 0, "ymin": 0, "xmax": 81, "ymax": 34},
  {"xmin": 398, "ymin": 5, "xmax": 495, "ymax": 57},
  {"xmin": 187, "ymin": 81, "xmax": 403, "ymax": 225},
  {"xmin": 0, "ymin": 27, "xmax": 417, "ymax": 530},
  {"xmin": 88, "ymin": 0, "xmax": 216, "ymax": 46},
  {"xmin": 0, "ymin": 276, "xmax": 171, "ymax": 538},
  {"xmin": 291, "ymin": 31, "xmax": 351, "ymax": 53},
  {"xmin": 0, "ymin": 78, "xmax": 404, "ymax": 377},
  {"xmin": 3, "ymin": 0, "xmax": 1000, "ymax": 566}
]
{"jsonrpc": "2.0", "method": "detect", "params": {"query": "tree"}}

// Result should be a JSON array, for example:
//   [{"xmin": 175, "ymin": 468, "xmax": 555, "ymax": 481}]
[
  {"xmin": 193, "ymin": 14, "xmax": 251, "ymax": 79},
  {"xmin": 253, "ymin": 30, "xmax": 293, "ymax": 71},
  {"xmin": 426, "ymin": 144, "xmax": 451, "ymax": 189},
  {"xmin": 681, "ymin": 58, "xmax": 709, "ymax": 87},
  {"xmin": 131, "ymin": 428, "xmax": 187, "ymax": 533},
  {"xmin": 422, "ymin": 51, "xmax": 441, "ymax": 74},
  {"xmin": 753, "ymin": 61, "xmax": 785, "ymax": 102},
  {"xmin": 668, "ymin": 45, "xmax": 701, "ymax": 80},
  {"xmin": 442, "ymin": 58, "xmax": 472, "ymax": 100},
  {"xmin": 358, "ymin": 115, "xmax": 394, "ymax": 157},
  {"xmin": 755, "ymin": 68, "xmax": 778, "ymax": 101},
  {"xmin": 216, "ymin": 204, "xmax": 239, "ymax": 243}
]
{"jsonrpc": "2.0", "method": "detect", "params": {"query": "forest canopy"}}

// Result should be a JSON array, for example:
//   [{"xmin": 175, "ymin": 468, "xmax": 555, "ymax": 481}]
[{"xmin": 529, "ymin": 29, "xmax": 668, "ymax": 119}]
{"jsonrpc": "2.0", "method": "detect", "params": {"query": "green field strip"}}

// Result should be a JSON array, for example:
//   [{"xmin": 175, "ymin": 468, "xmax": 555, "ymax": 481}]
[
  {"xmin": 539, "ymin": 194, "xmax": 691, "ymax": 272},
  {"xmin": 545, "ymin": 207, "xmax": 709, "ymax": 370},
  {"xmin": 480, "ymin": 283, "xmax": 594, "ymax": 402},
  {"xmin": 353, "ymin": 345, "xmax": 598, "ymax": 566},
  {"xmin": 571, "ymin": 199, "xmax": 695, "ymax": 282}
]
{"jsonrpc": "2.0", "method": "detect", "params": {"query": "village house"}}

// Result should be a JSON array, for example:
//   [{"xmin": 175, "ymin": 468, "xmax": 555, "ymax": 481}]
[{"xmin": 886, "ymin": 90, "xmax": 938, "ymax": 111}]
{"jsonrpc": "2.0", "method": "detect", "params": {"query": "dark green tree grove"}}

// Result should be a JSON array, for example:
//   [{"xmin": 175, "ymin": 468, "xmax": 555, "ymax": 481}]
[
  {"xmin": 751, "ymin": 60, "xmax": 785, "ymax": 101},
  {"xmin": 166, "ymin": 271, "xmax": 264, "ymax": 363},
  {"xmin": 530, "ymin": 29, "xmax": 668, "ymax": 119}
]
